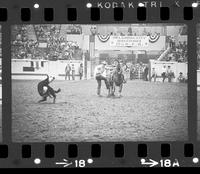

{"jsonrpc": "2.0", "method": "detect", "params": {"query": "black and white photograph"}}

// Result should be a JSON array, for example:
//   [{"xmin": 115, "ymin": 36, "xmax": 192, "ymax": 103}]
[
  {"xmin": 197, "ymin": 24, "xmax": 200, "ymax": 140},
  {"xmin": 0, "ymin": 25, "xmax": 2, "ymax": 142},
  {"xmin": 11, "ymin": 24, "xmax": 188, "ymax": 142}
]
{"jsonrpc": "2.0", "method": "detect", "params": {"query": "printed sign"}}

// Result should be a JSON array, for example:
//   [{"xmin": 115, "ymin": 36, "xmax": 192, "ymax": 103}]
[{"xmin": 110, "ymin": 36, "xmax": 149, "ymax": 47}]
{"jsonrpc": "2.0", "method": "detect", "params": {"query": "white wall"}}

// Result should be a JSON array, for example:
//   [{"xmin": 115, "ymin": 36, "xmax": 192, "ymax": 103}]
[{"xmin": 12, "ymin": 59, "xmax": 84, "ymax": 80}]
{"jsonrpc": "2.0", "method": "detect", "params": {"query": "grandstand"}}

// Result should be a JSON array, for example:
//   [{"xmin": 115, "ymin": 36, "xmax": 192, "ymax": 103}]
[
  {"xmin": 11, "ymin": 24, "xmax": 187, "ymax": 62},
  {"xmin": 158, "ymin": 36, "xmax": 187, "ymax": 62},
  {"xmin": 11, "ymin": 25, "xmax": 83, "ymax": 61},
  {"xmin": 11, "ymin": 24, "xmax": 188, "ymax": 80}
]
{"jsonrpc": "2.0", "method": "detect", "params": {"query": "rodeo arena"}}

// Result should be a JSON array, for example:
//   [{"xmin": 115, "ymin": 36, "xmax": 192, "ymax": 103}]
[
  {"xmin": 197, "ymin": 26, "xmax": 200, "ymax": 140},
  {"xmin": 0, "ymin": 26, "xmax": 1, "ymax": 142},
  {"xmin": 11, "ymin": 24, "xmax": 188, "ymax": 142}
]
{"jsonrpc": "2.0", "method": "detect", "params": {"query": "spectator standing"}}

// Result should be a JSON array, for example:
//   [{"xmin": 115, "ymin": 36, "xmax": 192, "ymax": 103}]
[
  {"xmin": 130, "ymin": 63, "xmax": 135, "ymax": 80},
  {"xmin": 71, "ymin": 64, "xmax": 75, "ymax": 80},
  {"xmin": 143, "ymin": 65, "xmax": 149, "ymax": 81},
  {"xmin": 166, "ymin": 66, "xmax": 174, "ymax": 83},
  {"xmin": 65, "ymin": 64, "xmax": 71, "ymax": 80},
  {"xmin": 78, "ymin": 63, "xmax": 83, "ymax": 80},
  {"xmin": 178, "ymin": 72, "xmax": 185, "ymax": 83},
  {"xmin": 122, "ymin": 63, "xmax": 129, "ymax": 82},
  {"xmin": 170, "ymin": 36, "xmax": 176, "ymax": 50},
  {"xmin": 150, "ymin": 68, "xmax": 157, "ymax": 82},
  {"xmin": 161, "ymin": 65, "xmax": 167, "ymax": 83}
]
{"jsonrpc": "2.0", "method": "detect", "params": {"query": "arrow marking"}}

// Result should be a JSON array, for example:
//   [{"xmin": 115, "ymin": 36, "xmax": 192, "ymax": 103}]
[
  {"xmin": 55, "ymin": 159, "xmax": 73, "ymax": 167},
  {"xmin": 141, "ymin": 159, "xmax": 159, "ymax": 167}
]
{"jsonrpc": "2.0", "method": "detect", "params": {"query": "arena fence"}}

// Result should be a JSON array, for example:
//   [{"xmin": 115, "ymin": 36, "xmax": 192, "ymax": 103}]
[
  {"xmin": 149, "ymin": 60, "xmax": 188, "ymax": 82},
  {"xmin": 11, "ymin": 59, "xmax": 86, "ymax": 80},
  {"xmin": 11, "ymin": 59, "xmax": 188, "ymax": 83}
]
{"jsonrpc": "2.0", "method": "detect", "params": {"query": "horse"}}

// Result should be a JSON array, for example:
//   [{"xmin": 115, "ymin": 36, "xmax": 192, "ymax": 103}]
[
  {"xmin": 107, "ymin": 64, "xmax": 124, "ymax": 97},
  {"xmin": 38, "ymin": 75, "xmax": 61, "ymax": 103},
  {"xmin": 45, "ymin": 86, "xmax": 61, "ymax": 103}
]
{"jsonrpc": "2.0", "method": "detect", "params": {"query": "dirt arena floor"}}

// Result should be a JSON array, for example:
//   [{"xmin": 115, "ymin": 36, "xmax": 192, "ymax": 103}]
[{"xmin": 12, "ymin": 79, "xmax": 188, "ymax": 142}]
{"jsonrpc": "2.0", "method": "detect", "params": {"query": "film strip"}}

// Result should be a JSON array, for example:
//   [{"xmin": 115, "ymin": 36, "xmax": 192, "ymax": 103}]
[{"xmin": 0, "ymin": 0, "xmax": 200, "ymax": 168}]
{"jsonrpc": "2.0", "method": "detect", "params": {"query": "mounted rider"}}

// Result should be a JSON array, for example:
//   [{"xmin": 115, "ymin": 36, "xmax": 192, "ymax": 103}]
[
  {"xmin": 113, "ymin": 59, "xmax": 126, "ymax": 84},
  {"xmin": 94, "ymin": 61, "xmax": 110, "ymax": 96}
]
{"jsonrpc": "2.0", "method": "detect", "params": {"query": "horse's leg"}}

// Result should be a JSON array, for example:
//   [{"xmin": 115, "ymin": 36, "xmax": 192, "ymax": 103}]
[
  {"xmin": 53, "ymin": 97, "xmax": 56, "ymax": 104},
  {"xmin": 118, "ymin": 84, "xmax": 123, "ymax": 97},
  {"xmin": 51, "ymin": 92, "xmax": 56, "ymax": 104},
  {"xmin": 105, "ymin": 78, "xmax": 111, "ymax": 97},
  {"xmin": 107, "ymin": 85, "xmax": 111, "ymax": 97},
  {"xmin": 107, "ymin": 83, "xmax": 112, "ymax": 97},
  {"xmin": 112, "ymin": 83, "xmax": 115, "ymax": 96},
  {"xmin": 38, "ymin": 96, "xmax": 47, "ymax": 103},
  {"xmin": 97, "ymin": 78, "xmax": 101, "ymax": 96},
  {"xmin": 109, "ymin": 82, "xmax": 113, "ymax": 97}
]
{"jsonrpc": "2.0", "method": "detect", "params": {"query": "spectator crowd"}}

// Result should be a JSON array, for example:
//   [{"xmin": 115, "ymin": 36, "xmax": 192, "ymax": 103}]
[
  {"xmin": 12, "ymin": 25, "xmax": 83, "ymax": 60},
  {"xmin": 165, "ymin": 36, "xmax": 187, "ymax": 63},
  {"xmin": 11, "ymin": 25, "xmax": 187, "ymax": 66},
  {"xmin": 12, "ymin": 25, "xmax": 39, "ymax": 59}
]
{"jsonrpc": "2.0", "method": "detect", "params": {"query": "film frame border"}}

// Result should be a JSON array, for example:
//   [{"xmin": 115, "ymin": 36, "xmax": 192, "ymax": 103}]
[{"xmin": 0, "ymin": 0, "xmax": 199, "ymax": 168}]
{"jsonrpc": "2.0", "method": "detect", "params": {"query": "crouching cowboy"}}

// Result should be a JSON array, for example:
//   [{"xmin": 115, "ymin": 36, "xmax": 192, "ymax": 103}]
[{"xmin": 94, "ymin": 61, "xmax": 110, "ymax": 97}]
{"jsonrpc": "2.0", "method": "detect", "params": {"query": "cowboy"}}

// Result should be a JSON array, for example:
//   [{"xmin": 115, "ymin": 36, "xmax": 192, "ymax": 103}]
[
  {"xmin": 166, "ymin": 66, "xmax": 174, "ymax": 83},
  {"xmin": 94, "ymin": 61, "xmax": 110, "ymax": 96},
  {"xmin": 115, "ymin": 60, "xmax": 126, "ymax": 83},
  {"xmin": 122, "ymin": 62, "xmax": 129, "ymax": 82},
  {"xmin": 129, "ymin": 63, "xmax": 135, "ymax": 80},
  {"xmin": 78, "ymin": 63, "xmax": 83, "ymax": 80},
  {"xmin": 71, "ymin": 64, "xmax": 75, "ymax": 80},
  {"xmin": 143, "ymin": 65, "xmax": 149, "ymax": 81},
  {"xmin": 161, "ymin": 65, "xmax": 167, "ymax": 83},
  {"xmin": 150, "ymin": 68, "xmax": 157, "ymax": 82},
  {"xmin": 65, "ymin": 64, "xmax": 71, "ymax": 80},
  {"xmin": 178, "ymin": 72, "xmax": 185, "ymax": 83}
]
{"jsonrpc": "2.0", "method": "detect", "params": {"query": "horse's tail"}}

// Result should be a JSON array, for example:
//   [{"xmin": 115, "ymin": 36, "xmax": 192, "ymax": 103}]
[{"xmin": 54, "ymin": 88, "xmax": 61, "ymax": 93}]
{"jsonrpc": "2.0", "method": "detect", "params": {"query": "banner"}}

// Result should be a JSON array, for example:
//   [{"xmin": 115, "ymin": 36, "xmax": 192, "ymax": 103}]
[
  {"xmin": 95, "ymin": 35, "xmax": 166, "ymax": 51},
  {"xmin": 109, "ymin": 36, "xmax": 149, "ymax": 47},
  {"xmin": 97, "ymin": 34, "xmax": 110, "ymax": 42}
]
